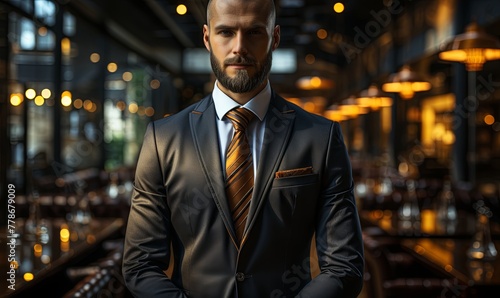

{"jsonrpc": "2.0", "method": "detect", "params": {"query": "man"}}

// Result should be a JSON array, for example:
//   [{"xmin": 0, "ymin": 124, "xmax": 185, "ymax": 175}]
[{"xmin": 122, "ymin": 0, "xmax": 364, "ymax": 297}]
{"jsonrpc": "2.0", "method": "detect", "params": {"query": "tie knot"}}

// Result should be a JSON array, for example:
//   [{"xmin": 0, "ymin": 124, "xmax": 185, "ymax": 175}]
[{"xmin": 226, "ymin": 108, "xmax": 255, "ymax": 131}]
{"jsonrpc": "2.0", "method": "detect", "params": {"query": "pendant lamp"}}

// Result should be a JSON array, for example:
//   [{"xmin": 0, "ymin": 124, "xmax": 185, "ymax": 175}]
[
  {"xmin": 382, "ymin": 65, "xmax": 431, "ymax": 99},
  {"xmin": 356, "ymin": 84, "xmax": 392, "ymax": 110},
  {"xmin": 439, "ymin": 21, "xmax": 500, "ymax": 71}
]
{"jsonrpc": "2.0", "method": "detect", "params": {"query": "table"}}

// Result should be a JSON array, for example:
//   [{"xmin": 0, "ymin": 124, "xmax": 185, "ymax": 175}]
[
  {"xmin": 402, "ymin": 238, "xmax": 500, "ymax": 296},
  {"xmin": 360, "ymin": 209, "xmax": 500, "ymax": 296},
  {"xmin": 1, "ymin": 217, "xmax": 124, "ymax": 297}
]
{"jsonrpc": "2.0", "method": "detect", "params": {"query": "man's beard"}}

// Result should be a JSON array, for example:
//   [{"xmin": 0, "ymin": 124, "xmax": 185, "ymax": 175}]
[{"xmin": 210, "ymin": 47, "xmax": 273, "ymax": 94}]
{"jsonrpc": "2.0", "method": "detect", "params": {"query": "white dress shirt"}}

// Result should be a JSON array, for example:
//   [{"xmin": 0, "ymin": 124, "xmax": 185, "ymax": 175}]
[{"xmin": 212, "ymin": 81, "xmax": 271, "ymax": 177}]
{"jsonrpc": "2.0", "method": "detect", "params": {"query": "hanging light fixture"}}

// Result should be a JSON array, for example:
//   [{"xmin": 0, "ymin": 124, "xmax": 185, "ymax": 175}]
[
  {"xmin": 339, "ymin": 95, "xmax": 368, "ymax": 118},
  {"xmin": 382, "ymin": 65, "xmax": 431, "ymax": 99},
  {"xmin": 439, "ymin": 21, "xmax": 500, "ymax": 71},
  {"xmin": 324, "ymin": 104, "xmax": 346, "ymax": 122},
  {"xmin": 437, "ymin": 21, "xmax": 500, "ymax": 186},
  {"xmin": 356, "ymin": 84, "xmax": 393, "ymax": 110}
]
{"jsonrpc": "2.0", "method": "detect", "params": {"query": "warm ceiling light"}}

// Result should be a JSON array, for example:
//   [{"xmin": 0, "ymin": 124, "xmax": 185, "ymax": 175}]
[
  {"xmin": 333, "ymin": 3, "xmax": 344, "ymax": 13},
  {"xmin": 116, "ymin": 100, "xmax": 127, "ymax": 111},
  {"xmin": 296, "ymin": 76, "xmax": 334, "ymax": 90},
  {"xmin": 41, "ymin": 88, "xmax": 51, "ymax": 99},
  {"xmin": 25, "ymin": 88, "xmax": 36, "ymax": 100},
  {"xmin": 324, "ymin": 105, "xmax": 346, "ymax": 122},
  {"xmin": 90, "ymin": 52, "xmax": 100, "ymax": 63},
  {"xmin": 317, "ymin": 29, "xmax": 328, "ymax": 40},
  {"xmin": 324, "ymin": 110, "xmax": 346, "ymax": 122},
  {"xmin": 74, "ymin": 98, "xmax": 83, "ymax": 109},
  {"xmin": 305, "ymin": 54, "xmax": 315, "ymax": 64},
  {"xmin": 150, "ymin": 79, "xmax": 161, "ymax": 89},
  {"xmin": 176, "ymin": 4, "xmax": 187, "ymax": 15},
  {"xmin": 339, "ymin": 95, "xmax": 368, "ymax": 118},
  {"xmin": 107, "ymin": 62, "xmax": 118, "ymax": 72},
  {"xmin": 38, "ymin": 26, "xmax": 47, "ymax": 36},
  {"xmin": 61, "ymin": 91, "xmax": 72, "ymax": 107},
  {"xmin": 439, "ymin": 21, "xmax": 500, "ymax": 71},
  {"xmin": 356, "ymin": 84, "xmax": 392, "ymax": 110},
  {"xmin": 382, "ymin": 65, "xmax": 431, "ymax": 99},
  {"xmin": 34, "ymin": 95, "xmax": 45, "ymax": 106},
  {"xmin": 129, "ymin": 102, "xmax": 139, "ymax": 113},
  {"xmin": 122, "ymin": 71, "xmax": 133, "ymax": 81},
  {"xmin": 484, "ymin": 114, "xmax": 495, "ymax": 125},
  {"xmin": 83, "ymin": 99, "xmax": 93, "ymax": 111},
  {"xmin": 310, "ymin": 76, "xmax": 322, "ymax": 88},
  {"xmin": 23, "ymin": 272, "xmax": 34, "ymax": 282},
  {"xmin": 61, "ymin": 37, "xmax": 71, "ymax": 56},
  {"xmin": 10, "ymin": 93, "xmax": 23, "ymax": 106},
  {"xmin": 145, "ymin": 107, "xmax": 155, "ymax": 117}
]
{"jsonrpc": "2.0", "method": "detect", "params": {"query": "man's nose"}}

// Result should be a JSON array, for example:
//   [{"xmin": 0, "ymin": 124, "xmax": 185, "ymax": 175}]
[{"xmin": 232, "ymin": 32, "xmax": 248, "ymax": 56}]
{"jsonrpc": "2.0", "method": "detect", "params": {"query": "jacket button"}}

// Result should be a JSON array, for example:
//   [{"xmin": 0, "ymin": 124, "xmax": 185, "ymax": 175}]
[{"xmin": 235, "ymin": 272, "xmax": 245, "ymax": 282}]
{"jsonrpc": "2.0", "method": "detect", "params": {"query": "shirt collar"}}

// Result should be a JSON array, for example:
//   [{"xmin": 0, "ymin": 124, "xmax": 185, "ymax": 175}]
[{"xmin": 212, "ymin": 80, "xmax": 271, "ymax": 121}]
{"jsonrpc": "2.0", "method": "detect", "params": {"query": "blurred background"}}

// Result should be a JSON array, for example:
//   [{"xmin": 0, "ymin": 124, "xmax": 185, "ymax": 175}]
[{"xmin": 0, "ymin": 0, "xmax": 499, "ymax": 297}]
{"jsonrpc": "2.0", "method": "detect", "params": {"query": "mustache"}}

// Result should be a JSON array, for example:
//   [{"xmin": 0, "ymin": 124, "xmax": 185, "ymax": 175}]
[{"xmin": 224, "ymin": 56, "xmax": 256, "ymax": 65}]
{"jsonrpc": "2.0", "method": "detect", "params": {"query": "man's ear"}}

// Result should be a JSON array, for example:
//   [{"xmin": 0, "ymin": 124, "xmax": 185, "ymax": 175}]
[
  {"xmin": 272, "ymin": 25, "xmax": 280, "ymax": 51},
  {"xmin": 203, "ymin": 24, "xmax": 211, "ymax": 52}
]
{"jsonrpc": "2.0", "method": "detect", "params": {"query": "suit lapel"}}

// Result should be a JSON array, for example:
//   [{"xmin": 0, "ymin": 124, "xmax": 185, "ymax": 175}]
[
  {"xmin": 244, "ymin": 93, "xmax": 296, "ymax": 241},
  {"xmin": 189, "ymin": 96, "xmax": 238, "ymax": 243},
  {"xmin": 189, "ymin": 93, "xmax": 296, "ymax": 248}
]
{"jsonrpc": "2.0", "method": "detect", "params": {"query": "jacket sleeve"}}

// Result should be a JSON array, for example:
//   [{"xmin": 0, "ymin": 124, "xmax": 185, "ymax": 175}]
[
  {"xmin": 296, "ymin": 122, "xmax": 364, "ymax": 298},
  {"xmin": 122, "ymin": 122, "xmax": 188, "ymax": 298}
]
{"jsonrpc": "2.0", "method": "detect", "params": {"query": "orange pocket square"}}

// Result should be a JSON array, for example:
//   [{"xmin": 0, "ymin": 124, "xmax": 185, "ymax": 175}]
[{"xmin": 275, "ymin": 166, "xmax": 313, "ymax": 178}]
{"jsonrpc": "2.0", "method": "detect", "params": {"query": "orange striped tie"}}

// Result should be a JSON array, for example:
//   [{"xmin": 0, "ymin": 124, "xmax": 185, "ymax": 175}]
[{"xmin": 225, "ymin": 107, "xmax": 255, "ymax": 244}]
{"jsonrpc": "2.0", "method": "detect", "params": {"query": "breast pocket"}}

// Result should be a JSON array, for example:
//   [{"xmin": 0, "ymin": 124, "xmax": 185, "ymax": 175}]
[
  {"xmin": 272, "ymin": 173, "xmax": 319, "ymax": 188},
  {"xmin": 269, "ymin": 173, "xmax": 320, "ymax": 224}
]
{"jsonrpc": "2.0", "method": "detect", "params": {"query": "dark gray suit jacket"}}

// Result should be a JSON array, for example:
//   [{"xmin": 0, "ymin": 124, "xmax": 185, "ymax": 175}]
[{"xmin": 122, "ymin": 91, "xmax": 364, "ymax": 297}]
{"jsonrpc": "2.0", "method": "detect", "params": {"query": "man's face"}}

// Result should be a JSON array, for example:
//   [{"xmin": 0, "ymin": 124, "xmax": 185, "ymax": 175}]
[
  {"xmin": 209, "ymin": 45, "xmax": 272, "ymax": 94},
  {"xmin": 203, "ymin": 0, "xmax": 280, "ymax": 94}
]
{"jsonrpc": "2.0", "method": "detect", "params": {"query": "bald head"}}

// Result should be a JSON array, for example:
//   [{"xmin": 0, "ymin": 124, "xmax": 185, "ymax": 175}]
[{"xmin": 206, "ymin": 0, "xmax": 276, "ymax": 27}]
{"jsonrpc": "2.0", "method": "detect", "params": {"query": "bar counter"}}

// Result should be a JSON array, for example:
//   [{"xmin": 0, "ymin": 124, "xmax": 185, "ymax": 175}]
[
  {"xmin": 1, "ymin": 217, "xmax": 124, "ymax": 297},
  {"xmin": 402, "ymin": 237, "xmax": 500, "ymax": 283}
]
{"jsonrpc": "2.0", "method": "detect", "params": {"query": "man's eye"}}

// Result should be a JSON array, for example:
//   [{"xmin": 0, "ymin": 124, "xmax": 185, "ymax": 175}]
[{"xmin": 219, "ymin": 30, "xmax": 233, "ymax": 36}]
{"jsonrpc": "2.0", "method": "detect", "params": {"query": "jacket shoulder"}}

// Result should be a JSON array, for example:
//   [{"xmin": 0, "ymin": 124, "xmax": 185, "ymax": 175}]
[{"xmin": 151, "ymin": 94, "xmax": 212, "ymax": 129}]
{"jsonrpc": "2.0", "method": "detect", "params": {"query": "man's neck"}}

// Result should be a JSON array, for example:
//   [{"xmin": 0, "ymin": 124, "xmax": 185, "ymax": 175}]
[{"xmin": 216, "ymin": 81, "xmax": 268, "ymax": 105}]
